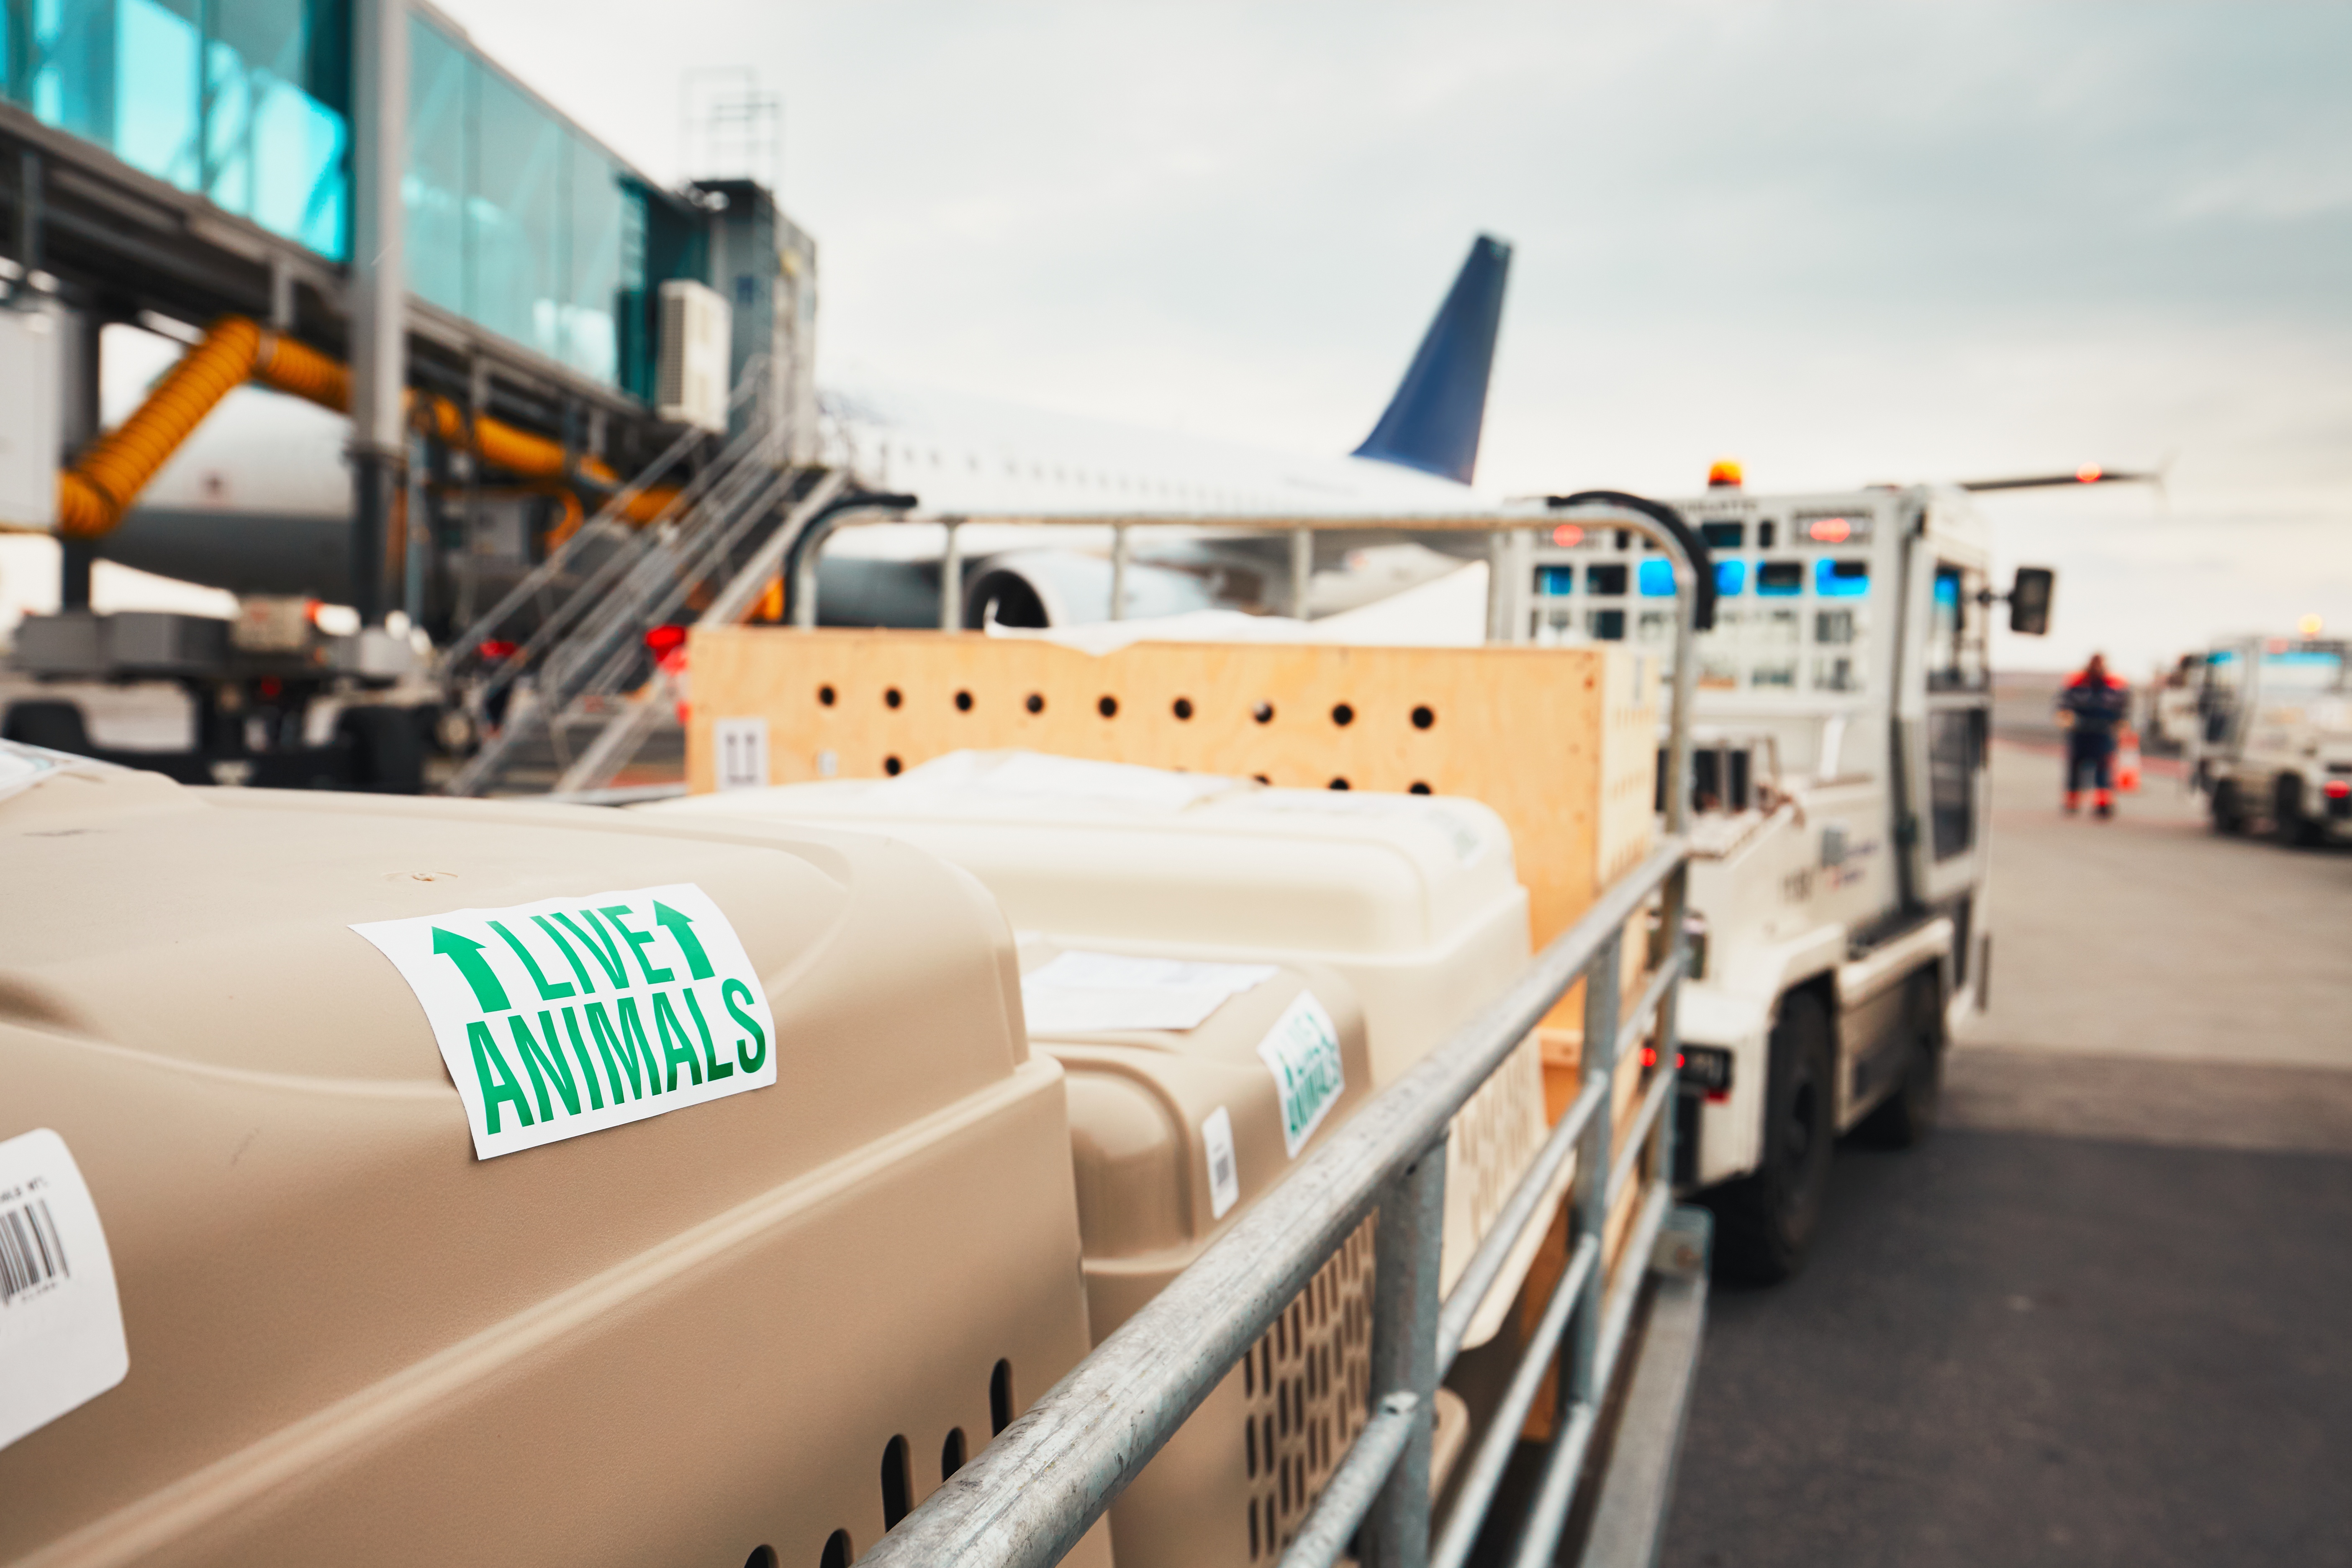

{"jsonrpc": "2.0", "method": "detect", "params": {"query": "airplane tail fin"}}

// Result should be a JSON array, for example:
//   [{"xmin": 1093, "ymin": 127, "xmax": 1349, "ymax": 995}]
[{"xmin": 1351, "ymin": 234, "xmax": 1511, "ymax": 485}]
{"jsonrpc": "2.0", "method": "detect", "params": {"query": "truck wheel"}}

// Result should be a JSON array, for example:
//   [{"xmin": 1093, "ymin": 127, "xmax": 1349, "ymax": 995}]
[
  {"xmin": 2274, "ymin": 776, "xmax": 2322, "ymax": 847},
  {"xmin": 1856, "ymin": 972, "xmax": 1944, "ymax": 1149},
  {"xmin": 1708, "ymin": 991, "xmax": 1835, "ymax": 1283},
  {"xmin": 3, "ymin": 699, "xmax": 94, "ymax": 755},
  {"xmin": 2211, "ymin": 779, "xmax": 2245, "ymax": 835}
]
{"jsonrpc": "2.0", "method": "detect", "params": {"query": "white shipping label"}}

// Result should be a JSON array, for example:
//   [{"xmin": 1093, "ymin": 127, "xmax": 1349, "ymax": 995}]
[
  {"xmin": 352, "ymin": 883, "xmax": 779, "ymax": 1160},
  {"xmin": 1202, "ymin": 1106, "xmax": 1241, "ymax": 1221},
  {"xmin": 714, "ymin": 717, "xmax": 770, "ymax": 791},
  {"xmin": 1257, "ymin": 991, "xmax": 1346, "ymax": 1157},
  {"xmin": 0, "ymin": 1129, "xmax": 129, "ymax": 1452},
  {"xmin": 1021, "ymin": 950, "xmax": 1277, "ymax": 1034},
  {"xmin": 0, "ymin": 739, "xmax": 96, "ymax": 805}
]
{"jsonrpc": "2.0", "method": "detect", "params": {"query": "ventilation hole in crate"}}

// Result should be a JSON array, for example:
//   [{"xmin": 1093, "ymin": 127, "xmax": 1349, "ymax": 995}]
[
  {"xmin": 881, "ymin": 1435, "xmax": 912, "ymax": 1527},
  {"xmin": 1252, "ymin": 773, "xmax": 1271, "ymax": 785},
  {"xmin": 1253, "ymin": 702, "xmax": 1276, "ymax": 724},
  {"xmin": 745, "ymin": 1548, "xmax": 778, "ymax": 1568},
  {"xmin": 1246, "ymin": 1411, "xmax": 1258, "ymax": 1477},
  {"xmin": 1411, "ymin": 704, "xmax": 1435, "ymax": 730},
  {"xmin": 1098, "ymin": 695, "xmax": 1119, "ymax": 718},
  {"xmin": 884, "ymin": 687, "xmax": 903, "ymax": 709},
  {"xmin": 1249, "ymin": 1497, "xmax": 1261, "ymax": 1560},
  {"xmin": 1330, "ymin": 703, "xmax": 1354, "ymax": 727},
  {"xmin": 1173, "ymin": 696, "xmax": 1194, "ymax": 720},
  {"xmin": 819, "ymin": 1530, "xmax": 852, "ymax": 1568},
  {"xmin": 941, "ymin": 1427, "xmax": 967, "ymax": 1481},
  {"xmin": 991, "ymin": 1359, "xmax": 1014, "ymax": 1434},
  {"xmin": 1409, "ymin": 781, "xmax": 1432, "ymax": 795},
  {"xmin": 954, "ymin": 690, "xmax": 973, "ymax": 712},
  {"xmin": 1025, "ymin": 693, "xmax": 1045, "ymax": 715},
  {"xmin": 1328, "ymin": 778, "xmax": 1350, "ymax": 791},
  {"xmin": 818, "ymin": 685, "xmax": 836, "ymax": 706}
]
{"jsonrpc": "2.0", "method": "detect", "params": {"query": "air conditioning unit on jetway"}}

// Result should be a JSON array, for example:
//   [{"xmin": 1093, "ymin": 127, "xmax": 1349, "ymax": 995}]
[{"xmin": 657, "ymin": 279, "xmax": 732, "ymax": 434}]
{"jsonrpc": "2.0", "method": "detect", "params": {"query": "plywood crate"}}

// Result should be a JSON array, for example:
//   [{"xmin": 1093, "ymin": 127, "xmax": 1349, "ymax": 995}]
[{"xmin": 688, "ymin": 627, "xmax": 1658, "ymax": 965}]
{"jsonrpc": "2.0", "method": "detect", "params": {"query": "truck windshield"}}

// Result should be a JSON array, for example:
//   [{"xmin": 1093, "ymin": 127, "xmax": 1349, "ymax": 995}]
[{"xmin": 2260, "ymin": 645, "xmax": 2349, "ymax": 693}]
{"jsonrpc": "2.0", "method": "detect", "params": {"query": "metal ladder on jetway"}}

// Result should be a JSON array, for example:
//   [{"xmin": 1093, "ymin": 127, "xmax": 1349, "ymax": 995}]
[{"xmin": 440, "ymin": 363, "xmax": 845, "ymax": 798}]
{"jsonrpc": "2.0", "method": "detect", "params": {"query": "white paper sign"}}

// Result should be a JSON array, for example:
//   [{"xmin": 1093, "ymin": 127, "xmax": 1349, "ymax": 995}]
[
  {"xmin": 0, "ymin": 1129, "xmax": 129, "ymax": 1452},
  {"xmin": 1257, "ymin": 991, "xmax": 1347, "ymax": 1157},
  {"xmin": 0, "ymin": 739, "xmax": 98, "ymax": 805},
  {"xmin": 898, "ymin": 750, "xmax": 1243, "ymax": 811},
  {"xmin": 352, "ymin": 883, "xmax": 779, "ymax": 1160},
  {"xmin": 1202, "ymin": 1106, "xmax": 1240, "ymax": 1221},
  {"xmin": 1021, "ymin": 950, "xmax": 1277, "ymax": 1034},
  {"xmin": 714, "ymin": 717, "xmax": 770, "ymax": 791}
]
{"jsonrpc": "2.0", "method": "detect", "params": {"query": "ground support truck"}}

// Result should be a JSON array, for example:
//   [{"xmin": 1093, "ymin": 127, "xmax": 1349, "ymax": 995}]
[
  {"xmin": 2177, "ymin": 636, "xmax": 2352, "ymax": 846},
  {"xmin": 1519, "ymin": 484, "xmax": 2056, "ymax": 1279}
]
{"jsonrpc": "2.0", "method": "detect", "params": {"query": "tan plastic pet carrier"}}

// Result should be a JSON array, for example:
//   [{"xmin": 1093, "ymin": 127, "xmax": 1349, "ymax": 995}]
[
  {"xmin": 1014, "ymin": 938, "xmax": 1422, "ymax": 1567},
  {"xmin": 0, "ymin": 749, "xmax": 1105, "ymax": 1568},
  {"xmin": 651, "ymin": 752, "xmax": 1558, "ymax": 1339}
]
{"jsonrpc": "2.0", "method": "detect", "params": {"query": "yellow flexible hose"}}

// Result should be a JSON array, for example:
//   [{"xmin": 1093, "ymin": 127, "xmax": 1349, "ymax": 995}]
[{"xmin": 56, "ymin": 315, "xmax": 684, "ymax": 538}]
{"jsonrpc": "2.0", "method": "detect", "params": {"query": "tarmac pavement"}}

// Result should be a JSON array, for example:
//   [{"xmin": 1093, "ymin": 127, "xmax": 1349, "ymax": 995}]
[{"xmin": 1657, "ymin": 742, "xmax": 2352, "ymax": 1567}]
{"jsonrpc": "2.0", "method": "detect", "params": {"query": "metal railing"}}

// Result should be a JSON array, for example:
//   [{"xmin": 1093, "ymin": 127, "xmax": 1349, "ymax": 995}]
[{"xmin": 816, "ymin": 497, "xmax": 1710, "ymax": 1568}]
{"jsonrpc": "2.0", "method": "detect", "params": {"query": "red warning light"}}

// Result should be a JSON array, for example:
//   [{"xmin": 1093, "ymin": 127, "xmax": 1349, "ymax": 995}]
[
  {"xmin": 1808, "ymin": 517, "xmax": 1853, "ymax": 543},
  {"xmin": 1551, "ymin": 524, "xmax": 1584, "ymax": 548},
  {"xmin": 1641, "ymin": 1046, "xmax": 1658, "ymax": 1069},
  {"xmin": 2076, "ymin": 464, "xmax": 2103, "ymax": 484},
  {"xmin": 2326, "ymin": 779, "xmax": 2351, "ymax": 801}
]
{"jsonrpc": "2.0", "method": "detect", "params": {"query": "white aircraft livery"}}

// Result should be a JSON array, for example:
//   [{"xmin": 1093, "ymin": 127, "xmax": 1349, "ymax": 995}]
[{"xmin": 87, "ymin": 234, "xmax": 1514, "ymax": 629}]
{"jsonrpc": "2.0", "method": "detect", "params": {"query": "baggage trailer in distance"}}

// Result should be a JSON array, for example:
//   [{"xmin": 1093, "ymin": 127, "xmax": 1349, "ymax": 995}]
[
  {"xmin": 1521, "ymin": 482, "xmax": 2057, "ymax": 1280},
  {"xmin": 680, "ymin": 495, "xmax": 1718, "ymax": 1568}
]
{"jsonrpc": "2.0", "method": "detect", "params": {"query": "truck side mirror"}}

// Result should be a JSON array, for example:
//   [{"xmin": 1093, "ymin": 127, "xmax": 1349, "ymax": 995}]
[{"xmin": 2009, "ymin": 567, "xmax": 2055, "ymax": 635}]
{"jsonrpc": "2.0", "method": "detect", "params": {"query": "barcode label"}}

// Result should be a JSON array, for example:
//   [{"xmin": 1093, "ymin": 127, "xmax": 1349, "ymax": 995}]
[
  {"xmin": 1203, "ymin": 1106, "xmax": 1241, "ymax": 1221},
  {"xmin": 0, "ymin": 1128, "xmax": 130, "ymax": 1453},
  {"xmin": 0, "ymin": 1197, "xmax": 68, "ymax": 1305}
]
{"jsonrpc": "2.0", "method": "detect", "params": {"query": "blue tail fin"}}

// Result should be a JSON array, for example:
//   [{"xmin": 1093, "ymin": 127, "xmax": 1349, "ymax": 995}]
[{"xmin": 1351, "ymin": 234, "xmax": 1512, "ymax": 485}]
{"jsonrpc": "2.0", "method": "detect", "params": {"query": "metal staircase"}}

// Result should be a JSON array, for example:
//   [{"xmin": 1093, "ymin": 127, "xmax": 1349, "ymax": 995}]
[{"xmin": 440, "ymin": 362, "xmax": 846, "ymax": 797}]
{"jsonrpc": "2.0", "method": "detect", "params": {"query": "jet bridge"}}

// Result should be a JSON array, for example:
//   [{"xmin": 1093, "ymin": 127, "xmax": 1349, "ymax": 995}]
[{"xmin": 0, "ymin": 0, "xmax": 821, "ymax": 790}]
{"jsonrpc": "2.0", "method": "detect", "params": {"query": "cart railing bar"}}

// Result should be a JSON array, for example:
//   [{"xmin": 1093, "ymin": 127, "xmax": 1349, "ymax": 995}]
[
  {"xmin": 855, "ymin": 837, "xmax": 1686, "ymax": 1568},
  {"xmin": 1428, "ymin": 1231, "xmax": 1604, "ymax": 1568},
  {"xmin": 1435, "ymin": 1076, "xmax": 1604, "ymax": 1375},
  {"xmin": 1274, "ymin": 1391, "xmax": 1425, "ymax": 1568},
  {"xmin": 1607, "ymin": 1068, "xmax": 1681, "ymax": 1211},
  {"xmin": 1505, "ymin": 1181, "xmax": 1675, "ymax": 1568}
]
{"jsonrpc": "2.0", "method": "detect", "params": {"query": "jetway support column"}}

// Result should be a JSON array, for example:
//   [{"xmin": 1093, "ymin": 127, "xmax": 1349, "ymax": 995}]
[
  {"xmin": 56, "ymin": 308, "xmax": 100, "ymax": 611},
  {"xmin": 348, "ymin": 0, "xmax": 407, "ymax": 627}
]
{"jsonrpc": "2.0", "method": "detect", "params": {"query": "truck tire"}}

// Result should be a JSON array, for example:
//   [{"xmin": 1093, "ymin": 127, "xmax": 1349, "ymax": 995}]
[
  {"xmin": 1855, "ymin": 971, "xmax": 1944, "ymax": 1149},
  {"xmin": 3, "ymin": 699, "xmax": 95, "ymax": 755},
  {"xmin": 2211, "ymin": 778, "xmax": 2246, "ymax": 835},
  {"xmin": 2274, "ymin": 775, "xmax": 2322, "ymax": 847},
  {"xmin": 1708, "ymin": 990, "xmax": 1835, "ymax": 1283}
]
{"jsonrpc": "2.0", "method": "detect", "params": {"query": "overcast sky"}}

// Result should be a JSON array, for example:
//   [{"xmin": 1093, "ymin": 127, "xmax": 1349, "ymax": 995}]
[{"xmin": 353, "ymin": 5, "xmax": 2352, "ymax": 665}]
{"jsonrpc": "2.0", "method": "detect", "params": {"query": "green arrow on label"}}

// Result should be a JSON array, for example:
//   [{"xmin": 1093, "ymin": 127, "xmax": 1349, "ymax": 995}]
[
  {"xmin": 652, "ymin": 901, "xmax": 717, "ymax": 980},
  {"xmin": 434, "ymin": 927, "xmax": 512, "ymax": 1013}
]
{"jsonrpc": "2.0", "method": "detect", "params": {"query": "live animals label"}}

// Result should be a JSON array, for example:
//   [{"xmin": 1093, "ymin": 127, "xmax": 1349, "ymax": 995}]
[
  {"xmin": 0, "ymin": 1129, "xmax": 129, "ymax": 1452},
  {"xmin": 1257, "ymin": 991, "xmax": 1346, "ymax": 1157},
  {"xmin": 353, "ymin": 884, "xmax": 778, "ymax": 1160}
]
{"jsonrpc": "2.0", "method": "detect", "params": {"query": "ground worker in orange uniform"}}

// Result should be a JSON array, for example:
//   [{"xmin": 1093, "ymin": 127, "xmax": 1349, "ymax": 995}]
[{"xmin": 2057, "ymin": 653, "xmax": 2132, "ymax": 818}]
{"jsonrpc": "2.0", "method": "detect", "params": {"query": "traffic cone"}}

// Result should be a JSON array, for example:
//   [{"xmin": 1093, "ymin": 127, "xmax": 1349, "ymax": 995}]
[{"xmin": 2116, "ymin": 728, "xmax": 2142, "ymax": 794}]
